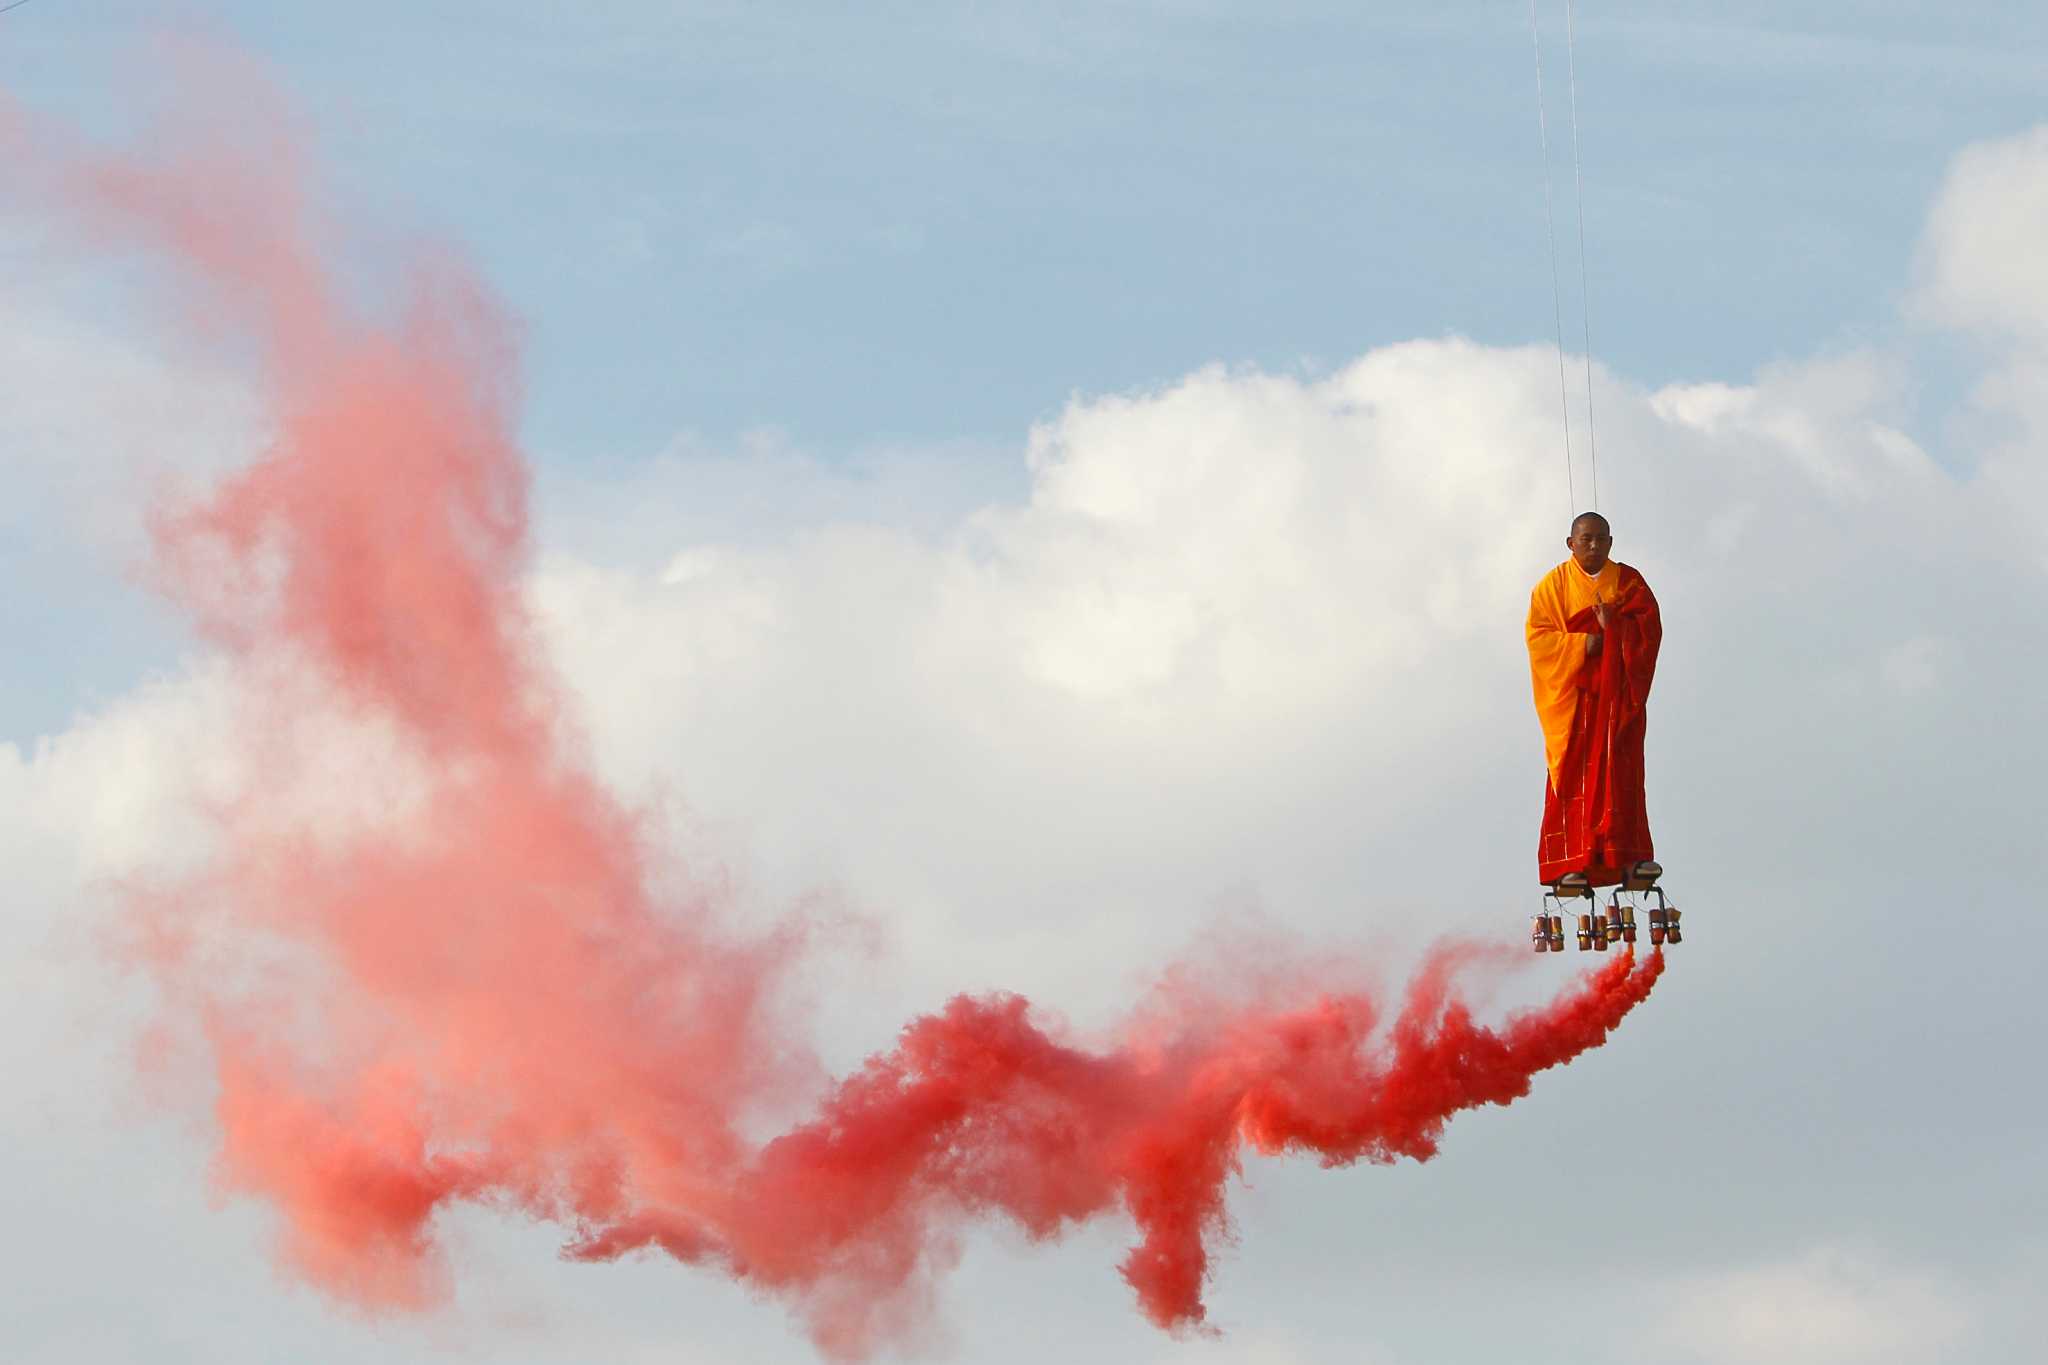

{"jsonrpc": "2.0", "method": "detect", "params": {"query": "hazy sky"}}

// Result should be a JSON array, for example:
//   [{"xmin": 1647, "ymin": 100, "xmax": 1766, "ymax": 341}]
[{"xmin": 3, "ymin": 5, "xmax": 2045, "ymax": 1364}]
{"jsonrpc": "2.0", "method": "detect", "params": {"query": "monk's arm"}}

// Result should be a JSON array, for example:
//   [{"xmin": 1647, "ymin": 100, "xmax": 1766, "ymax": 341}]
[
  {"xmin": 1525, "ymin": 589, "xmax": 1589, "ymax": 682},
  {"xmin": 1617, "ymin": 578, "xmax": 1662, "ymax": 705}
]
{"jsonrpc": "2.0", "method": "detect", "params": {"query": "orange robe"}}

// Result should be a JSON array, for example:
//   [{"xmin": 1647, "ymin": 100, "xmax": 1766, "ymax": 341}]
[{"xmin": 1526, "ymin": 559, "xmax": 1661, "ymax": 885}]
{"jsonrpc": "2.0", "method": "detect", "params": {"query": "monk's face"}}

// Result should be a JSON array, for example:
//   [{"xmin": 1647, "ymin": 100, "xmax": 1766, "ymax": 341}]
[{"xmin": 1567, "ymin": 519, "xmax": 1612, "ymax": 574}]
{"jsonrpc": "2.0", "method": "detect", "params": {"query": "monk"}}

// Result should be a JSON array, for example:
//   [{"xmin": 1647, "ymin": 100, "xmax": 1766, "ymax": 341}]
[{"xmin": 1526, "ymin": 512, "xmax": 1662, "ymax": 888}]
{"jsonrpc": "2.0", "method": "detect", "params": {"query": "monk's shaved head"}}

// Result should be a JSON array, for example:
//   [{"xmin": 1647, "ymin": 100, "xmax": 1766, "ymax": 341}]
[{"xmin": 1566, "ymin": 512, "xmax": 1612, "ymax": 574}]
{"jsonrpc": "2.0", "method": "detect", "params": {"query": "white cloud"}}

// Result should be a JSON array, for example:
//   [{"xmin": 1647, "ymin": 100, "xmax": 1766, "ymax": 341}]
[
  {"xmin": 1913, "ymin": 126, "xmax": 2048, "ymax": 342},
  {"xmin": 1651, "ymin": 1245, "xmax": 1979, "ymax": 1365},
  {"xmin": 1912, "ymin": 126, "xmax": 2048, "ymax": 571},
  {"xmin": 527, "ymin": 324, "xmax": 2004, "ymax": 921}
]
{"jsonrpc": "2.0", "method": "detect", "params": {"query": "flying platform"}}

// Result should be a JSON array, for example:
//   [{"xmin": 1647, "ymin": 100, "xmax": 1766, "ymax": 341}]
[{"xmin": 1531, "ymin": 861, "xmax": 1679, "ymax": 952}]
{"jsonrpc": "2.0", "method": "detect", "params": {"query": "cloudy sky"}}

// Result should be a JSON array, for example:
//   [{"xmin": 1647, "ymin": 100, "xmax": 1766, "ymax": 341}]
[{"xmin": 3, "ymin": 4, "xmax": 2045, "ymax": 1364}]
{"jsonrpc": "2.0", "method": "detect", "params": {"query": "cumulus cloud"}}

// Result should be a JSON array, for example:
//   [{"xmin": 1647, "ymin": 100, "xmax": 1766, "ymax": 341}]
[
  {"xmin": 516, "ymin": 317, "xmax": 2023, "ymax": 1016},
  {"xmin": 1912, "ymin": 126, "xmax": 2048, "ymax": 570},
  {"xmin": 1913, "ymin": 125, "xmax": 2048, "ymax": 343}
]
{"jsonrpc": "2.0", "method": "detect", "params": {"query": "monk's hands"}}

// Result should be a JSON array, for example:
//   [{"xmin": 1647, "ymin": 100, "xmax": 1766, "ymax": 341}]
[{"xmin": 1585, "ymin": 596, "xmax": 1612, "ymax": 658}]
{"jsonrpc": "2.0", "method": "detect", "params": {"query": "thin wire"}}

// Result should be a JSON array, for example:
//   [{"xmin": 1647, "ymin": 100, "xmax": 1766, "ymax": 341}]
[
  {"xmin": 1563, "ymin": 0, "xmax": 1598, "ymax": 511},
  {"xmin": 0, "ymin": 0, "xmax": 36, "ymax": 16},
  {"xmin": 1528, "ymin": 0, "xmax": 1576, "ymax": 517}
]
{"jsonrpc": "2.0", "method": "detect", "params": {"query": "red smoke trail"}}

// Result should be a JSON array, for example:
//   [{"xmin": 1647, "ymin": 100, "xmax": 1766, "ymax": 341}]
[{"xmin": 4, "ymin": 59, "xmax": 1665, "ymax": 1358}]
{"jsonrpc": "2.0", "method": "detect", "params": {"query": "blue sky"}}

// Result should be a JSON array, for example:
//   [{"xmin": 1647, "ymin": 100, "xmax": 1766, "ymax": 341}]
[
  {"xmin": 5, "ymin": 6, "xmax": 2048, "ymax": 1364},
  {"xmin": 9, "ymin": 1, "xmax": 2044, "ymax": 458}
]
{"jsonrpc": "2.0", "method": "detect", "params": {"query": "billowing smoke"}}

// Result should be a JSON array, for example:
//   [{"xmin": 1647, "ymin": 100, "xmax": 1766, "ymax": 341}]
[{"xmin": 3, "ymin": 55, "xmax": 1663, "ymax": 1358}]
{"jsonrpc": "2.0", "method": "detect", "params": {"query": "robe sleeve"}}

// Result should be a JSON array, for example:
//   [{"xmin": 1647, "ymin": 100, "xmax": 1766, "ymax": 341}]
[
  {"xmin": 1608, "ymin": 571, "xmax": 1662, "ymax": 728},
  {"xmin": 1526, "ymin": 570, "xmax": 1586, "ymax": 791}
]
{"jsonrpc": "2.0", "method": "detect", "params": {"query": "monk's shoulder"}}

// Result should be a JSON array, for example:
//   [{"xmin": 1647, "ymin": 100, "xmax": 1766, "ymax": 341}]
[
  {"xmin": 1612, "ymin": 562, "xmax": 1660, "ymax": 603},
  {"xmin": 1532, "ymin": 560, "xmax": 1573, "ymax": 596}
]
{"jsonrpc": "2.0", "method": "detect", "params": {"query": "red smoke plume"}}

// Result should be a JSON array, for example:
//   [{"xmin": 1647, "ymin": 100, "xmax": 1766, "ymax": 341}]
[{"xmin": 4, "ymin": 58, "xmax": 1664, "ymax": 1358}]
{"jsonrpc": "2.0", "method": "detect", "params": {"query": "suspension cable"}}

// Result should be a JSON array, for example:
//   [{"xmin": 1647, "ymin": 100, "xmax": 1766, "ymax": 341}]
[
  {"xmin": 1562, "ymin": 0, "xmax": 1599, "ymax": 511},
  {"xmin": 1527, "ymin": 0, "xmax": 1576, "ymax": 518}
]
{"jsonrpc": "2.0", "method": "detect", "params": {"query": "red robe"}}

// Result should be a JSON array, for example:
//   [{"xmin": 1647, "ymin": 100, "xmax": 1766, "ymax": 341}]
[{"xmin": 1526, "ymin": 560, "xmax": 1661, "ymax": 886}]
